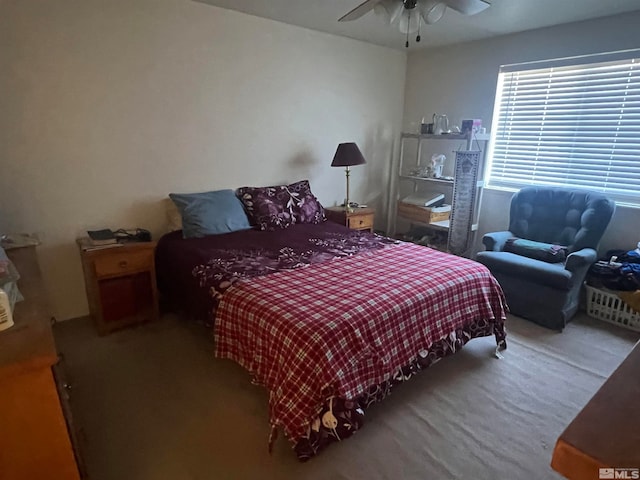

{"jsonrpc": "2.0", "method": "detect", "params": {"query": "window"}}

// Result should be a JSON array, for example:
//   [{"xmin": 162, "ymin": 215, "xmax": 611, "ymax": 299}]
[{"xmin": 486, "ymin": 50, "xmax": 640, "ymax": 206}]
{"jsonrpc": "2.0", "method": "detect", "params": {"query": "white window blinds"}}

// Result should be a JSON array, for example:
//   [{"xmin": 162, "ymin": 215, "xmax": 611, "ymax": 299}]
[{"xmin": 487, "ymin": 51, "xmax": 640, "ymax": 205}]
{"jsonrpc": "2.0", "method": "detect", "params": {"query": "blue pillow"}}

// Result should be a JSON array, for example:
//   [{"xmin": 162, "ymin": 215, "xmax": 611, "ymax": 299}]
[{"xmin": 169, "ymin": 190, "xmax": 252, "ymax": 238}]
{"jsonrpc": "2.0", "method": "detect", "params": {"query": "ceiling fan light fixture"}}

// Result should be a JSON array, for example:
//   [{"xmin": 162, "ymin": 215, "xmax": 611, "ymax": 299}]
[
  {"xmin": 445, "ymin": 0, "xmax": 490, "ymax": 16},
  {"xmin": 419, "ymin": 0, "xmax": 446, "ymax": 24},
  {"xmin": 338, "ymin": 0, "xmax": 492, "ymax": 49},
  {"xmin": 397, "ymin": 9, "xmax": 420, "ymax": 34},
  {"xmin": 374, "ymin": 0, "xmax": 404, "ymax": 24}
]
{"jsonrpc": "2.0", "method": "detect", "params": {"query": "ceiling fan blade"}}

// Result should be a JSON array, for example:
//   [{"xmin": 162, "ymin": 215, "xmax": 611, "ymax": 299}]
[
  {"xmin": 339, "ymin": 0, "xmax": 385, "ymax": 22},
  {"xmin": 445, "ymin": 0, "xmax": 490, "ymax": 15}
]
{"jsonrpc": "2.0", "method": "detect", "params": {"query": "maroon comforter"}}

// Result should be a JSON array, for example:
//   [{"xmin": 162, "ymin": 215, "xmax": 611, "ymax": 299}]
[{"xmin": 156, "ymin": 222, "xmax": 396, "ymax": 323}]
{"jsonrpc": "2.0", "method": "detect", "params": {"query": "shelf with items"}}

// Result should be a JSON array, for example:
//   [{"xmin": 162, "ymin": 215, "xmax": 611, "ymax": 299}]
[
  {"xmin": 387, "ymin": 131, "xmax": 490, "ymax": 256},
  {"xmin": 397, "ymin": 227, "xmax": 449, "ymax": 253},
  {"xmin": 398, "ymin": 218, "xmax": 479, "ymax": 232},
  {"xmin": 400, "ymin": 132, "xmax": 490, "ymax": 143},
  {"xmin": 399, "ymin": 175, "xmax": 485, "ymax": 188}
]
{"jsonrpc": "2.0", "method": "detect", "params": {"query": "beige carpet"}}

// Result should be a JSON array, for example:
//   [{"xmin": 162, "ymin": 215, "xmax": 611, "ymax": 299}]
[{"xmin": 54, "ymin": 313, "xmax": 639, "ymax": 480}]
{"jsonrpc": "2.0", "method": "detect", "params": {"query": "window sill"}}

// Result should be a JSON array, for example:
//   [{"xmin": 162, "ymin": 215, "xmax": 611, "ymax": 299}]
[{"xmin": 483, "ymin": 186, "xmax": 640, "ymax": 210}]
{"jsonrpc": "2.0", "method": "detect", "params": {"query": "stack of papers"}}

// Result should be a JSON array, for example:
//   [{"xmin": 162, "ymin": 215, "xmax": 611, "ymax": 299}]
[{"xmin": 401, "ymin": 194, "xmax": 445, "ymax": 208}]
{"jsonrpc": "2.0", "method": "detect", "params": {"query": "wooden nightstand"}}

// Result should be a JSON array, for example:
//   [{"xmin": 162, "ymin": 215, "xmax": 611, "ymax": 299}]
[
  {"xmin": 325, "ymin": 206, "xmax": 375, "ymax": 232},
  {"xmin": 78, "ymin": 241, "xmax": 159, "ymax": 335}
]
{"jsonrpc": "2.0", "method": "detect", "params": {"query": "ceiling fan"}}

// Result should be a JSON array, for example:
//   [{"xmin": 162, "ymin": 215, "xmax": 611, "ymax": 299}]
[{"xmin": 339, "ymin": 0, "xmax": 491, "ymax": 47}]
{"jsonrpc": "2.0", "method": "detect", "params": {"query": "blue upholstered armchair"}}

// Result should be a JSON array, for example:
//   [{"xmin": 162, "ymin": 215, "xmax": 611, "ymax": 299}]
[{"xmin": 476, "ymin": 187, "xmax": 615, "ymax": 331}]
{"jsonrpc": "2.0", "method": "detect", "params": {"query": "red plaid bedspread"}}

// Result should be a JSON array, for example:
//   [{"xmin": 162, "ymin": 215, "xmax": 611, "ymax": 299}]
[{"xmin": 214, "ymin": 242, "xmax": 507, "ymax": 442}]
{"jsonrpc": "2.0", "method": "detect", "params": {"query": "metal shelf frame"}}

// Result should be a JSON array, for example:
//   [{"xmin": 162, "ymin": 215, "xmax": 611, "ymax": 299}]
[{"xmin": 387, "ymin": 131, "xmax": 490, "ymax": 255}]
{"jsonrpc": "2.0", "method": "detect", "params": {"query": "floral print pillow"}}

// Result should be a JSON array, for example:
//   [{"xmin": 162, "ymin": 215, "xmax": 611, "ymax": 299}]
[
  {"xmin": 237, "ymin": 180, "xmax": 325, "ymax": 231},
  {"xmin": 288, "ymin": 180, "xmax": 326, "ymax": 225}
]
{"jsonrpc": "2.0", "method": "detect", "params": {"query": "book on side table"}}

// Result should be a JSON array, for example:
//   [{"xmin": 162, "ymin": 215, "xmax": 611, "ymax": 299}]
[
  {"xmin": 87, "ymin": 229, "xmax": 117, "ymax": 245},
  {"xmin": 80, "ymin": 229, "xmax": 123, "ymax": 251}
]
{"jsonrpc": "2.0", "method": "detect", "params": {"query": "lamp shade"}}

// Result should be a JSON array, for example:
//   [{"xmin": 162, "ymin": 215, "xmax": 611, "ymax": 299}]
[{"xmin": 331, "ymin": 143, "xmax": 366, "ymax": 167}]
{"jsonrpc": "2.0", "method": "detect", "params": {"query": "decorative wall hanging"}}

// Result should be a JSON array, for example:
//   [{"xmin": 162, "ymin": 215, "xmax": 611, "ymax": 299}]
[{"xmin": 447, "ymin": 149, "xmax": 480, "ymax": 255}]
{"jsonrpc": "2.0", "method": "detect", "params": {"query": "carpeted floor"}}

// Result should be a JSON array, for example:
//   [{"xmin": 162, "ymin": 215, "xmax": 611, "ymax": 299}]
[{"xmin": 54, "ymin": 313, "xmax": 639, "ymax": 480}]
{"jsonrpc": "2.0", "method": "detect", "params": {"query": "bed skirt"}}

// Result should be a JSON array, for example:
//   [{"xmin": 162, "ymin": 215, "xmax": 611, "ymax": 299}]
[{"xmin": 291, "ymin": 318, "xmax": 506, "ymax": 461}]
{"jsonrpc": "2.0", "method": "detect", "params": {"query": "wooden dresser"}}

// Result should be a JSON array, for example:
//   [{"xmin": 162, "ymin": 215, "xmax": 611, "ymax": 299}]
[
  {"xmin": 0, "ymin": 246, "xmax": 82, "ymax": 480},
  {"xmin": 551, "ymin": 340, "xmax": 640, "ymax": 479}
]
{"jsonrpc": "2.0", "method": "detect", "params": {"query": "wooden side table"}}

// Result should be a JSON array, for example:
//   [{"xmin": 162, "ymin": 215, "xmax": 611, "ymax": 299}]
[
  {"xmin": 78, "ymin": 241, "xmax": 159, "ymax": 335},
  {"xmin": 325, "ymin": 206, "xmax": 375, "ymax": 232}
]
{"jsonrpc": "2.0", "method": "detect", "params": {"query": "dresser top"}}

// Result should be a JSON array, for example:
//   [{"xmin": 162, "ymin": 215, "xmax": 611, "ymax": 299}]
[{"xmin": 553, "ymin": 340, "xmax": 640, "ymax": 471}]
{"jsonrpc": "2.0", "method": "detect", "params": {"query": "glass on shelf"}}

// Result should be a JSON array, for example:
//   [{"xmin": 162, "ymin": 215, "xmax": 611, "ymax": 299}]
[
  {"xmin": 408, "ymin": 165, "xmax": 432, "ymax": 178},
  {"xmin": 402, "ymin": 168, "xmax": 454, "ymax": 183}
]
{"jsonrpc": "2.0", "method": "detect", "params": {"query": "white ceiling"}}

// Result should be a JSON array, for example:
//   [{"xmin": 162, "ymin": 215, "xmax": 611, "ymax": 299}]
[{"xmin": 192, "ymin": 0, "xmax": 640, "ymax": 50}]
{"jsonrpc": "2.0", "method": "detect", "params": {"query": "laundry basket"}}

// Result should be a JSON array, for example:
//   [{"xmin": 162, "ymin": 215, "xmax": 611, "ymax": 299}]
[{"xmin": 585, "ymin": 285, "xmax": 640, "ymax": 332}]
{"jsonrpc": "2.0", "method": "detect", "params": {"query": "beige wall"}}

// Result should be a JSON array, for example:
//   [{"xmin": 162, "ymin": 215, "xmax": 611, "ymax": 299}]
[
  {"xmin": 402, "ymin": 12, "xmax": 640, "ymax": 255},
  {"xmin": 0, "ymin": 0, "xmax": 407, "ymax": 320}
]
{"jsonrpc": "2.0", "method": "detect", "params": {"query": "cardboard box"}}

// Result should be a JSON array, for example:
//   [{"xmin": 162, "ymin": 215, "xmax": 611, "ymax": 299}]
[{"xmin": 397, "ymin": 202, "xmax": 451, "ymax": 224}]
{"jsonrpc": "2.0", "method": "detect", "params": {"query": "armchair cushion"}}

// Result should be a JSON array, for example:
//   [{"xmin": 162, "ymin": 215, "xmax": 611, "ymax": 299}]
[
  {"xmin": 476, "ymin": 251, "xmax": 573, "ymax": 290},
  {"xmin": 504, "ymin": 237, "xmax": 567, "ymax": 263}
]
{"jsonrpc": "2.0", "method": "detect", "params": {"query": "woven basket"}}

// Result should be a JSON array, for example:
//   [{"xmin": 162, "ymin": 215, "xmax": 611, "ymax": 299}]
[
  {"xmin": 397, "ymin": 203, "xmax": 450, "ymax": 224},
  {"xmin": 585, "ymin": 285, "xmax": 640, "ymax": 332}
]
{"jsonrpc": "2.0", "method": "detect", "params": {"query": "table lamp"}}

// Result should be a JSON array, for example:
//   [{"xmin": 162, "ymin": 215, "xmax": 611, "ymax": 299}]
[{"xmin": 331, "ymin": 142, "xmax": 366, "ymax": 211}]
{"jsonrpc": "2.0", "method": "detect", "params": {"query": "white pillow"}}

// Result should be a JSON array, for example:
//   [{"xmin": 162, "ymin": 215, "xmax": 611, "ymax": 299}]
[{"xmin": 164, "ymin": 198, "xmax": 183, "ymax": 232}]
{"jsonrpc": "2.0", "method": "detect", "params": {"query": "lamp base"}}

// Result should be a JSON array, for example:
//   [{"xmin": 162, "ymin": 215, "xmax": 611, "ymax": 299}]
[{"xmin": 341, "ymin": 201, "xmax": 359, "ymax": 213}]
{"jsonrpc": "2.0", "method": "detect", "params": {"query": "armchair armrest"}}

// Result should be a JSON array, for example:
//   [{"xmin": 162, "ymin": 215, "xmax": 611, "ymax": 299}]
[
  {"xmin": 482, "ymin": 231, "xmax": 513, "ymax": 252},
  {"xmin": 565, "ymin": 248, "xmax": 597, "ymax": 272}
]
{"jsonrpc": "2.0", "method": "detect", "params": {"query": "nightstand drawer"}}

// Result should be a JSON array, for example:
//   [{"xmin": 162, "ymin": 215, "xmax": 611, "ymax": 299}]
[
  {"xmin": 348, "ymin": 215, "xmax": 373, "ymax": 230},
  {"xmin": 325, "ymin": 206, "xmax": 375, "ymax": 232},
  {"xmin": 94, "ymin": 250, "xmax": 152, "ymax": 278}
]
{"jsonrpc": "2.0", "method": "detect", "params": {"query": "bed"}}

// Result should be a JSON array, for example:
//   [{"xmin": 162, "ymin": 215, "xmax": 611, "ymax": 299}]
[{"xmin": 156, "ymin": 221, "xmax": 508, "ymax": 460}]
